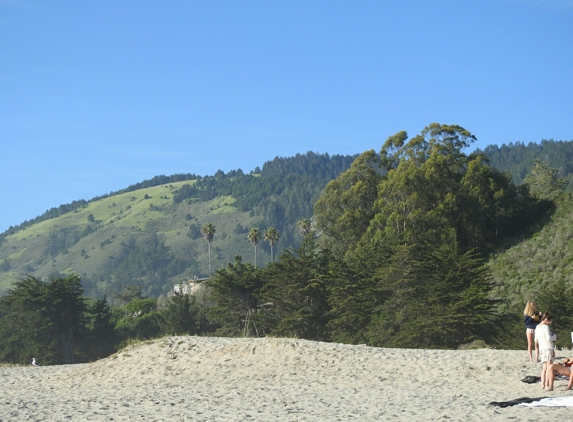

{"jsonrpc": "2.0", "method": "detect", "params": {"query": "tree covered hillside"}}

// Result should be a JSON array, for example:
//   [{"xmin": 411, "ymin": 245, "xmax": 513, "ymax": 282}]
[
  {"xmin": 116, "ymin": 124, "xmax": 572, "ymax": 350},
  {"xmin": 478, "ymin": 139, "xmax": 573, "ymax": 188},
  {"xmin": 0, "ymin": 152, "xmax": 355, "ymax": 299},
  {"xmin": 2, "ymin": 124, "xmax": 572, "ymax": 363}
]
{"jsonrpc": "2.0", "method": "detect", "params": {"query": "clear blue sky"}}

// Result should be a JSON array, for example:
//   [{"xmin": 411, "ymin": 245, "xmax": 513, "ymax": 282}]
[{"xmin": 1, "ymin": 0, "xmax": 572, "ymax": 233}]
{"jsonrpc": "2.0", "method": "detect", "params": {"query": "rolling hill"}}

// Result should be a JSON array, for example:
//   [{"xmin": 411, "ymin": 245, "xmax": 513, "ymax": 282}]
[
  {"xmin": 0, "ymin": 152, "xmax": 355, "ymax": 300},
  {"xmin": 3, "ymin": 138, "xmax": 573, "ymax": 311}
]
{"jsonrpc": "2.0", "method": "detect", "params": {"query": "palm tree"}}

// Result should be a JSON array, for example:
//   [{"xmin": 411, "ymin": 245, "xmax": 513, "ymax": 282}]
[
  {"xmin": 201, "ymin": 223, "xmax": 216, "ymax": 277},
  {"xmin": 247, "ymin": 227, "xmax": 261, "ymax": 268},
  {"xmin": 297, "ymin": 218, "xmax": 312, "ymax": 237},
  {"xmin": 264, "ymin": 227, "xmax": 280, "ymax": 263}
]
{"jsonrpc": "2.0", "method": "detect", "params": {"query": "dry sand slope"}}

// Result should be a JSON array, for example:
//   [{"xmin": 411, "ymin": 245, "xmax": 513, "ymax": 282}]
[{"xmin": 1, "ymin": 336, "xmax": 572, "ymax": 421}]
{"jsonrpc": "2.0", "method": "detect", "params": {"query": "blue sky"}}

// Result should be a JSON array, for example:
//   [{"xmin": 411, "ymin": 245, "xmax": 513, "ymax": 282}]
[{"xmin": 1, "ymin": 0, "xmax": 572, "ymax": 233}]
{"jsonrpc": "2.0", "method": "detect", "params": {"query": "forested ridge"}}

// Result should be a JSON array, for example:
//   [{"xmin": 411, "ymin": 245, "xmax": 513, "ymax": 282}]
[
  {"xmin": 478, "ymin": 138, "xmax": 573, "ymax": 187},
  {"xmin": 3, "ymin": 123, "xmax": 573, "ymax": 365},
  {"xmin": 0, "ymin": 153, "xmax": 353, "ymax": 243},
  {"xmin": 171, "ymin": 152, "xmax": 356, "ymax": 248},
  {"xmin": 0, "ymin": 152, "xmax": 355, "ymax": 299}
]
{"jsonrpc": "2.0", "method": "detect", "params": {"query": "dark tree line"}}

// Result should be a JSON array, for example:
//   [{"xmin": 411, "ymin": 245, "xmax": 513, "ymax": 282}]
[
  {"xmin": 206, "ymin": 237, "xmax": 498, "ymax": 349},
  {"xmin": 478, "ymin": 138, "xmax": 573, "ymax": 188},
  {"xmin": 171, "ymin": 151, "xmax": 356, "ymax": 251},
  {"xmin": 0, "ymin": 276, "xmax": 212, "ymax": 365},
  {"xmin": 0, "ymin": 275, "xmax": 114, "ymax": 365}
]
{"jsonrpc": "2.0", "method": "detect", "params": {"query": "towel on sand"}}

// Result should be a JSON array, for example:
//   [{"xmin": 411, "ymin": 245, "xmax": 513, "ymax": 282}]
[
  {"xmin": 518, "ymin": 396, "xmax": 573, "ymax": 407},
  {"xmin": 489, "ymin": 396, "xmax": 573, "ymax": 407},
  {"xmin": 489, "ymin": 397, "xmax": 548, "ymax": 408}
]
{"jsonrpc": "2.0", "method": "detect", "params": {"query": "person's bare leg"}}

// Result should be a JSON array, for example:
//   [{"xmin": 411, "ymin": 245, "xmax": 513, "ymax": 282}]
[
  {"xmin": 527, "ymin": 331, "xmax": 534, "ymax": 362},
  {"xmin": 535, "ymin": 341, "xmax": 539, "ymax": 362},
  {"xmin": 548, "ymin": 364, "xmax": 572, "ymax": 390},
  {"xmin": 567, "ymin": 369, "xmax": 573, "ymax": 390},
  {"xmin": 546, "ymin": 363, "xmax": 556, "ymax": 391},
  {"xmin": 541, "ymin": 362, "xmax": 547, "ymax": 389}
]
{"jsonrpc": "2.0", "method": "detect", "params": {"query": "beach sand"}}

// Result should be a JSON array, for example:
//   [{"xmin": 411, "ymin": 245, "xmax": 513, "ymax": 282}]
[{"xmin": 1, "ymin": 336, "xmax": 572, "ymax": 421}]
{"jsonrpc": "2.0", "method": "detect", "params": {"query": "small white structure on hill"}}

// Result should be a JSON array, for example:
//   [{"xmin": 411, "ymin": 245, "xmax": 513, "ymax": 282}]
[{"xmin": 173, "ymin": 276, "xmax": 209, "ymax": 296}]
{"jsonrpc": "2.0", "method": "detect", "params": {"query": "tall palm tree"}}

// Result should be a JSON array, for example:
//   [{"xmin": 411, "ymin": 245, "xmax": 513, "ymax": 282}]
[
  {"xmin": 201, "ymin": 223, "xmax": 216, "ymax": 277},
  {"xmin": 297, "ymin": 218, "xmax": 312, "ymax": 237},
  {"xmin": 264, "ymin": 227, "xmax": 280, "ymax": 263},
  {"xmin": 247, "ymin": 227, "xmax": 261, "ymax": 268}
]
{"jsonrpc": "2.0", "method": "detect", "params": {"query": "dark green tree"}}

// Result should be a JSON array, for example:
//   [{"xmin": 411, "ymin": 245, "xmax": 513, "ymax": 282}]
[
  {"xmin": 326, "ymin": 239, "xmax": 394, "ymax": 344},
  {"xmin": 113, "ymin": 298, "xmax": 160, "ymax": 340},
  {"xmin": 208, "ymin": 255, "xmax": 263, "ymax": 337},
  {"xmin": 188, "ymin": 223, "xmax": 201, "ymax": 239},
  {"xmin": 159, "ymin": 291, "xmax": 201, "ymax": 335},
  {"xmin": 363, "ymin": 245, "xmax": 499, "ymax": 348},
  {"xmin": 45, "ymin": 275, "xmax": 87, "ymax": 363},
  {"xmin": 81, "ymin": 297, "xmax": 116, "ymax": 361},
  {"xmin": 0, "ymin": 275, "xmax": 87, "ymax": 365},
  {"xmin": 261, "ymin": 236, "xmax": 332, "ymax": 341},
  {"xmin": 0, "ymin": 276, "xmax": 53, "ymax": 364}
]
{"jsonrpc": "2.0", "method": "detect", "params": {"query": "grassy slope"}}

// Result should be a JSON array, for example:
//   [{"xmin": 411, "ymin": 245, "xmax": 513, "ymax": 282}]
[
  {"xmin": 0, "ymin": 181, "xmax": 278, "ymax": 297},
  {"xmin": 489, "ymin": 194, "xmax": 573, "ymax": 313}
]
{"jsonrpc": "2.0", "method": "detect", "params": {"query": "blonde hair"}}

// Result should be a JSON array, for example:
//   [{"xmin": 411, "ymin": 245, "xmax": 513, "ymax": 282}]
[{"xmin": 524, "ymin": 301, "xmax": 537, "ymax": 317}]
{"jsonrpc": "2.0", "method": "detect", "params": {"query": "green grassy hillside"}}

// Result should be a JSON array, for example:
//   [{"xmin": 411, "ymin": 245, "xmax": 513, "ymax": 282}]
[
  {"xmin": 1, "ymin": 152, "xmax": 355, "ymax": 300},
  {"xmin": 0, "ymin": 181, "xmax": 277, "ymax": 300},
  {"xmin": 489, "ymin": 194, "xmax": 573, "ymax": 312}
]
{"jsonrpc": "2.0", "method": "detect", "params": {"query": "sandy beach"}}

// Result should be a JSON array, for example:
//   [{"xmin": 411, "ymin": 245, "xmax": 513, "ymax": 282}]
[{"xmin": 1, "ymin": 336, "xmax": 572, "ymax": 421}]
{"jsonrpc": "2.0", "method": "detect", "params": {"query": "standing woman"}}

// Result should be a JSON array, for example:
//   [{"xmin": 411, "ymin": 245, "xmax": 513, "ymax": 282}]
[{"xmin": 524, "ymin": 301, "xmax": 541, "ymax": 362}]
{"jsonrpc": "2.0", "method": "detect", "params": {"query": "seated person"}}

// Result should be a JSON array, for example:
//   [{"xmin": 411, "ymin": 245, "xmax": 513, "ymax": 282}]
[{"xmin": 545, "ymin": 358, "xmax": 573, "ymax": 391}]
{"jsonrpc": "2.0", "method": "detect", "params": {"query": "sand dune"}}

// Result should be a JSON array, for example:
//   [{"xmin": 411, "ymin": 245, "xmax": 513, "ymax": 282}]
[{"xmin": 1, "ymin": 336, "xmax": 572, "ymax": 421}]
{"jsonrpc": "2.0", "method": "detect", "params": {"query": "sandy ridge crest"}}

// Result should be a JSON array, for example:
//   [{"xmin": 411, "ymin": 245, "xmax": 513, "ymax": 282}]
[{"xmin": 1, "ymin": 336, "xmax": 571, "ymax": 421}]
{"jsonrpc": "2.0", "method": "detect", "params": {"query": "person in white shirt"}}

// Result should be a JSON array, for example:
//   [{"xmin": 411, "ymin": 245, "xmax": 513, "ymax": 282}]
[{"xmin": 534, "ymin": 313, "xmax": 556, "ymax": 390}]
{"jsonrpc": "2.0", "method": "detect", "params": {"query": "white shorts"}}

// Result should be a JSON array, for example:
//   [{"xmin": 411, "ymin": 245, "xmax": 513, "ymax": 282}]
[{"xmin": 540, "ymin": 349, "xmax": 554, "ymax": 363}]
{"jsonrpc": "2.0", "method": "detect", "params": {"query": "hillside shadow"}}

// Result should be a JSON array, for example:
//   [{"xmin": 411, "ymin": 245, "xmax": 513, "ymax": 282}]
[{"xmin": 493, "ymin": 199, "xmax": 556, "ymax": 256}]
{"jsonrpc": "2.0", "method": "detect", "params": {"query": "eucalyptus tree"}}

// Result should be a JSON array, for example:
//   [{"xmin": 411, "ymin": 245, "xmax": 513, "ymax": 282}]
[
  {"xmin": 264, "ymin": 227, "xmax": 280, "ymax": 263},
  {"xmin": 314, "ymin": 150, "xmax": 382, "ymax": 259},
  {"xmin": 201, "ymin": 223, "xmax": 216, "ymax": 277},
  {"xmin": 368, "ymin": 123, "xmax": 531, "ymax": 254},
  {"xmin": 247, "ymin": 227, "xmax": 261, "ymax": 268}
]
